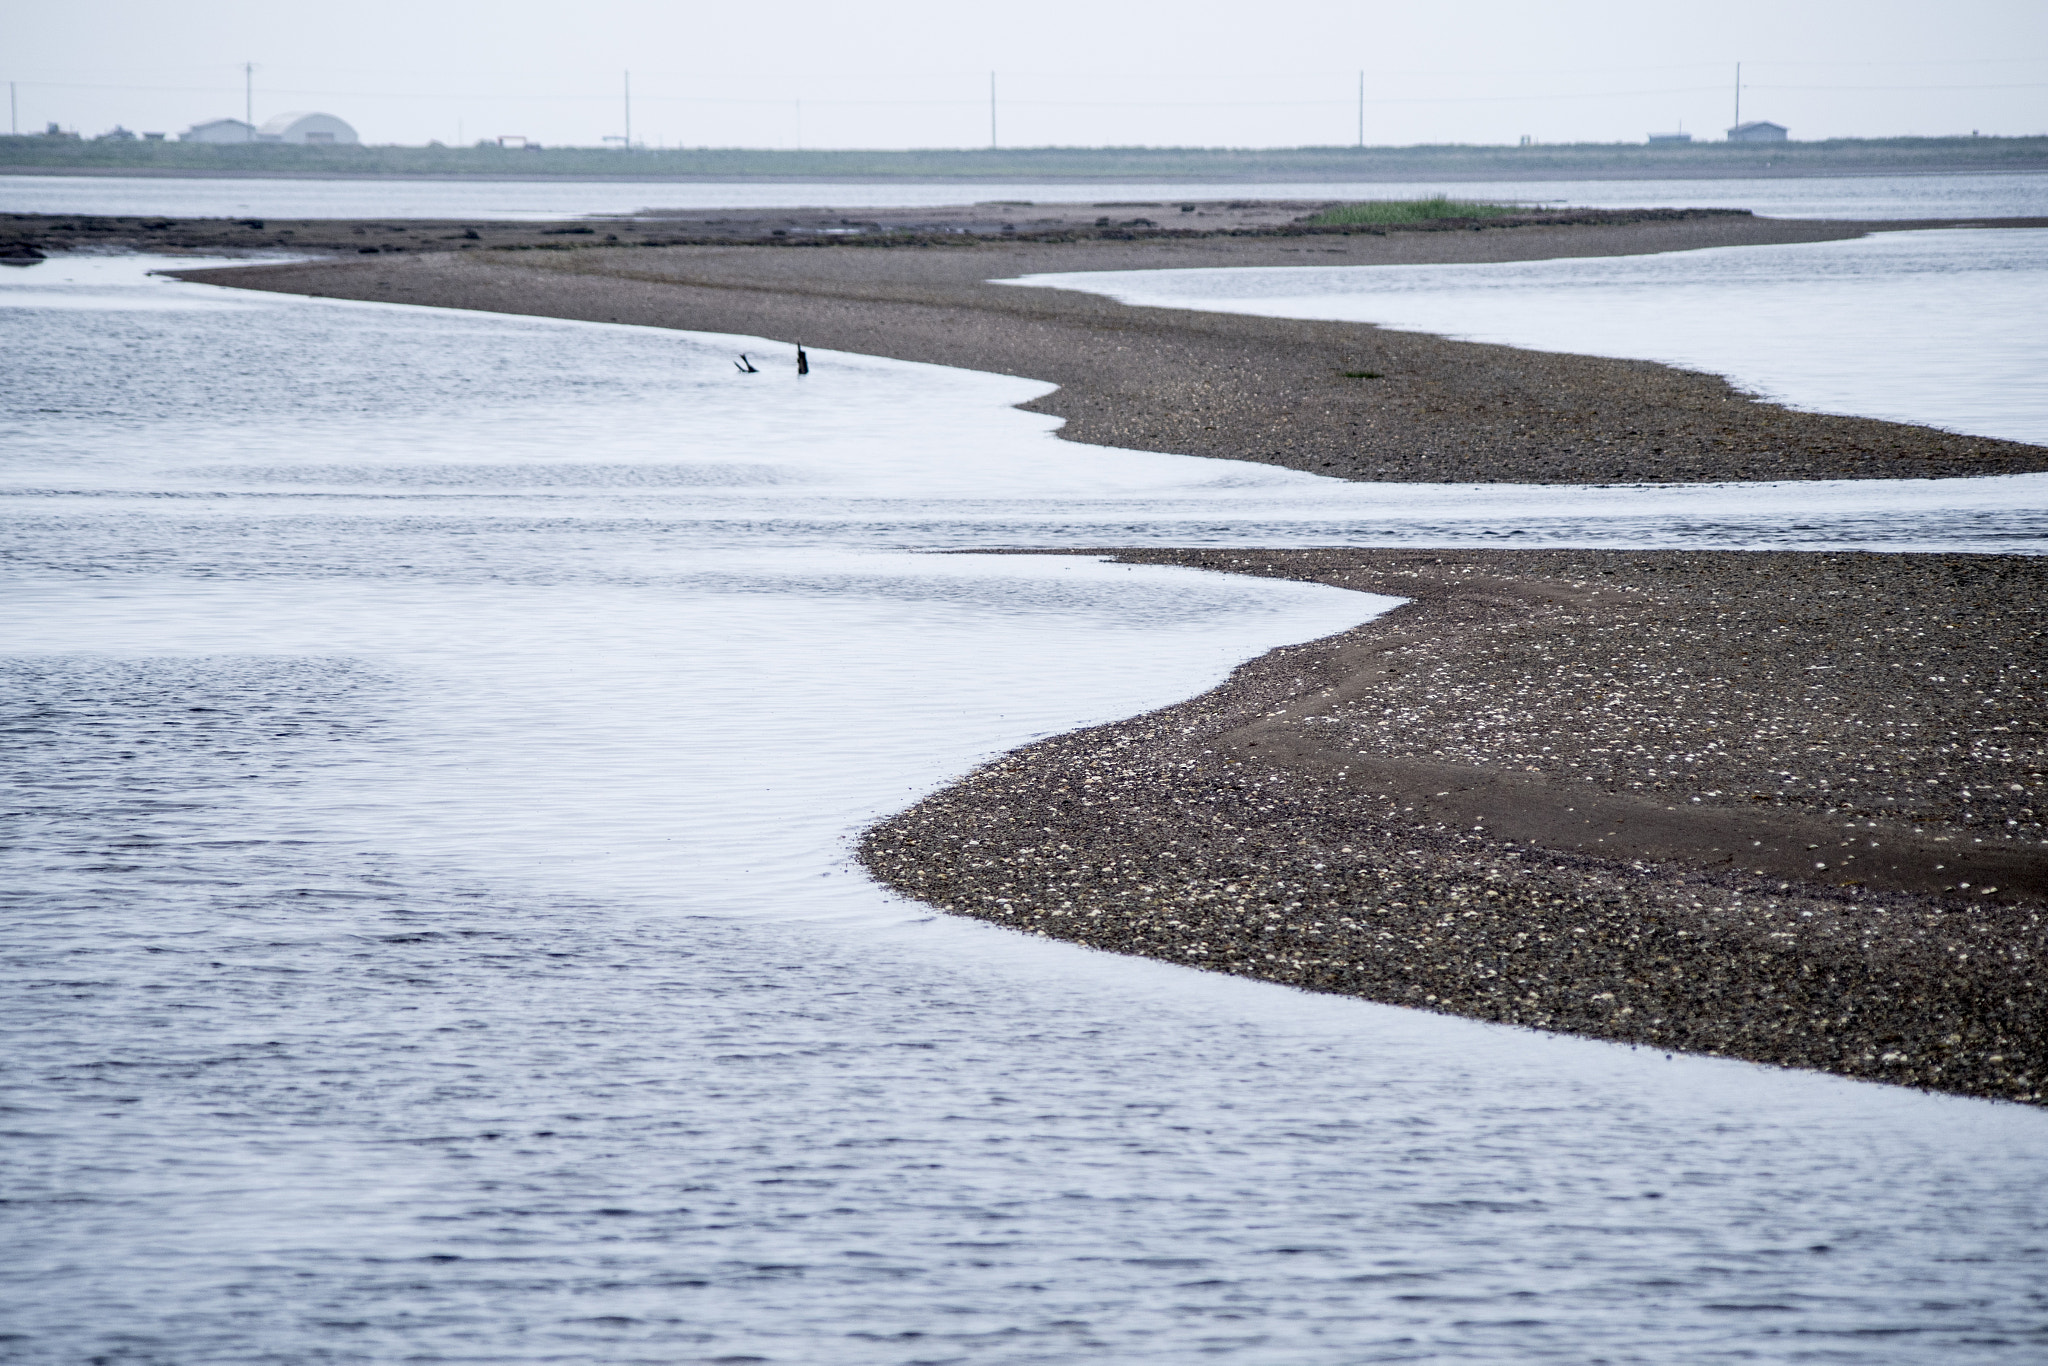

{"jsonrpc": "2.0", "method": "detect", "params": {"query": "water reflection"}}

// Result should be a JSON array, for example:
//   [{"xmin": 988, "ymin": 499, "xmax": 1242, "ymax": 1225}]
[
  {"xmin": 1012, "ymin": 227, "xmax": 2048, "ymax": 448},
  {"xmin": 3, "ymin": 257, "xmax": 2044, "ymax": 1365},
  {"xmin": 1, "ymin": 169, "xmax": 2044, "ymax": 221}
]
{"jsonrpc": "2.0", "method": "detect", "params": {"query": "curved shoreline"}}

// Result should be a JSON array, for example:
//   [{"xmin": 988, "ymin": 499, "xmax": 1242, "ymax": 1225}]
[
  {"xmin": 169, "ymin": 212, "xmax": 2048, "ymax": 486},
  {"xmin": 160, "ymin": 218, "xmax": 2048, "ymax": 1100},
  {"xmin": 862, "ymin": 549, "xmax": 2046, "ymax": 1106}
]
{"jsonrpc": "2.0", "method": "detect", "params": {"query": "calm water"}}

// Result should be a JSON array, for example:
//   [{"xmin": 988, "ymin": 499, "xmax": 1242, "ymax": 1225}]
[
  {"xmin": 1015, "ymin": 227, "xmax": 2048, "ymax": 449},
  {"xmin": 3, "ymin": 257, "xmax": 2046, "ymax": 1364},
  {"xmin": 1, "ymin": 169, "xmax": 2044, "ymax": 221}
]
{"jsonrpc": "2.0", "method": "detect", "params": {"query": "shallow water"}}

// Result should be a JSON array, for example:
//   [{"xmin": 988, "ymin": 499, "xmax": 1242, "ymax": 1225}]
[
  {"xmin": 9, "ymin": 256, "xmax": 2046, "ymax": 556},
  {"xmin": 4, "ymin": 258, "xmax": 2046, "ymax": 1364},
  {"xmin": 1, "ymin": 168, "xmax": 2043, "ymax": 221},
  {"xmin": 1013, "ymin": 227, "xmax": 2048, "ymax": 449}
]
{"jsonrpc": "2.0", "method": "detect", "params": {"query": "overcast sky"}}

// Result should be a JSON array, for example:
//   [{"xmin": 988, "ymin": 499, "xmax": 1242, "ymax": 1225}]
[{"xmin": 12, "ymin": 0, "xmax": 2046, "ymax": 149}]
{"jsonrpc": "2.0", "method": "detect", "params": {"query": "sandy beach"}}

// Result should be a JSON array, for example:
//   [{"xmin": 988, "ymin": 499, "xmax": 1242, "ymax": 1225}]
[{"xmin": 145, "ymin": 210, "xmax": 2048, "ymax": 1101}]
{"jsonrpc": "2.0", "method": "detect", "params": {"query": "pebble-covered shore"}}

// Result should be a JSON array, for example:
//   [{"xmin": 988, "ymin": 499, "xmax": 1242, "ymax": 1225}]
[
  {"xmin": 861, "ymin": 550, "xmax": 2046, "ymax": 1105},
  {"xmin": 179, "ymin": 214, "xmax": 2048, "ymax": 486},
  {"xmin": 157, "ymin": 224, "xmax": 2048, "ymax": 1102}
]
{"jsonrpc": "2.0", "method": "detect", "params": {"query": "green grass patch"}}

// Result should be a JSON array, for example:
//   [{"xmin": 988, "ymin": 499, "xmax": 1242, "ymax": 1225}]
[{"xmin": 1305, "ymin": 196, "xmax": 1522, "ymax": 226}]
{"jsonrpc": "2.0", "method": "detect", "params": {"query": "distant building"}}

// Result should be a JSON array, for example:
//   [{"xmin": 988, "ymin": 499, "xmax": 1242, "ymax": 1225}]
[
  {"xmin": 1646, "ymin": 131, "xmax": 1692, "ymax": 144},
  {"xmin": 1727, "ymin": 121, "xmax": 1788, "ymax": 143},
  {"xmin": 181, "ymin": 118, "xmax": 254, "ymax": 143},
  {"xmin": 254, "ymin": 112, "xmax": 358, "ymax": 146}
]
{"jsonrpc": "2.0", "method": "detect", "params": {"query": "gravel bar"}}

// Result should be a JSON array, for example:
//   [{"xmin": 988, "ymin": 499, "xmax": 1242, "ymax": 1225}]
[
  {"xmin": 862, "ymin": 550, "xmax": 2046, "ymax": 1105},
  {"xmin": 151, "ymin": 217, "xmax": 2048, "ymax": 1101},
  {"xmin": 172, "ymin": 212, "xmax": 2048, "ymax": 486}
]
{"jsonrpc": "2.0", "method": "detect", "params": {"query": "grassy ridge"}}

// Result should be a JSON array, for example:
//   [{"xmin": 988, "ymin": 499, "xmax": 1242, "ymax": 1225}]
[
  {"xmin": 3, "ymin": 135, "xmax": 2044, "ymax": 180},
  {"xmin": 1305, "ymin": 197, "xmax": 1521, "ymax": 224}
]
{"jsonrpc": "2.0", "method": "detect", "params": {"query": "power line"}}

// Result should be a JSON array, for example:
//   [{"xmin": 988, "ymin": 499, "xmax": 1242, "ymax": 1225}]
[
  {"xmin": 0, "ymin": 80, "xmax": 1729, "ymax": 106},
  {"xmin": 10, "ymin": 54, "xmax": 2044, "ymax": 90},
  {"xmin": 15, "ymin": 76, "xmax": 2039, "ymax": 105},
  {"xmin": 1753, "ymin": 81, "xmax": 2048, "ymax": 92}
]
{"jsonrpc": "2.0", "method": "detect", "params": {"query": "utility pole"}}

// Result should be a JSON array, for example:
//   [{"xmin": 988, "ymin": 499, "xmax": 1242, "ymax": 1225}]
[
  {"xmin": 1357, "ymin": 70, "xmax": 1364, "ymax": 148},
  {"xmin": 10, "ymin": 83, "xmax": 16, "ymax": 137},
  {"xmin": 244, "ymin": 62, "xmax": 254, "ymax": 139},
  {"xmin": 623, "ymin": 70, "xmax": 631, "ymax": 150},
  {"xmin": 1733, "ymin": 61, "xmax": 1741, "ymax": 131},
  {"xmin": 990, "ymin": 71, "xmax": 998, "ymax": 150}
]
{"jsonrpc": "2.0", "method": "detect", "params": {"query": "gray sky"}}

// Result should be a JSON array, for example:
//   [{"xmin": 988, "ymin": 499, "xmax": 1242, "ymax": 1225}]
[{"xmin": 12, "ymin": 0, "xmax": 2047, "ymax": 149}]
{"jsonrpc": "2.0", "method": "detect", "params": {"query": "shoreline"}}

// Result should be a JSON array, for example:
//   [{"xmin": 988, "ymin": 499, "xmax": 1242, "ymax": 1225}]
[
  {"xmin": 159, "ymin": 211, "xmax": 2048, "ymax": 486},
  {"xmin": 863, "ymin": 549, "xmax": 2045, "ymax": 1106},
  {"xmin": 139, "ymin": 212, "xmax": 2047, "ymax": 1100},
  {"xmin": 7, "ymin": 134, "xmax": 2044, "ymax": 183},
  {"xmin": 11, "ymin": 164, "xmax": 2048, "ymax": 183}
]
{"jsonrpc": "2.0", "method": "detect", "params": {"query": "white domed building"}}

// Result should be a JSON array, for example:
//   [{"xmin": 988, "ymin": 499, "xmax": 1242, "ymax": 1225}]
[{"xmin": 254, "ymin": 112, "xmax": 358, "ymax": 146}]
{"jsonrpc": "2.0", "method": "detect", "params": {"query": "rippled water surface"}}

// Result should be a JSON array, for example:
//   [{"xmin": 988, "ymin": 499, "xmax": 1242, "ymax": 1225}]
[
  {"xmin": 1, "ymin": 169, "xmax": 2043, "ymax": 220},
  {"xmin": 3, "ymin": 258, "xmax": 2046, "ymax": 1364}
]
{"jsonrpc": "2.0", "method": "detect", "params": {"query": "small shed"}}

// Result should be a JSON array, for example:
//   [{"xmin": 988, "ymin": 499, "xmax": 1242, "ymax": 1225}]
[
  {"xmin": 1726, "ymin": 121, "xmax": 1788, "ymax": 143},
  {"xmin": 180, "ymin": 118, "xmax": 255, "ymax": 143},
  {"xmin": 254, "ymin": 112, "xmax": 359, "ymax": 146}
]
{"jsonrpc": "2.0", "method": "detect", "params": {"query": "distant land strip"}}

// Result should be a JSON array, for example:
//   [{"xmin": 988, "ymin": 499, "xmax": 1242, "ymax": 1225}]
[{"xmin": 4, "ymin": 133, "xmax": 2046, "ymax": 180}]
